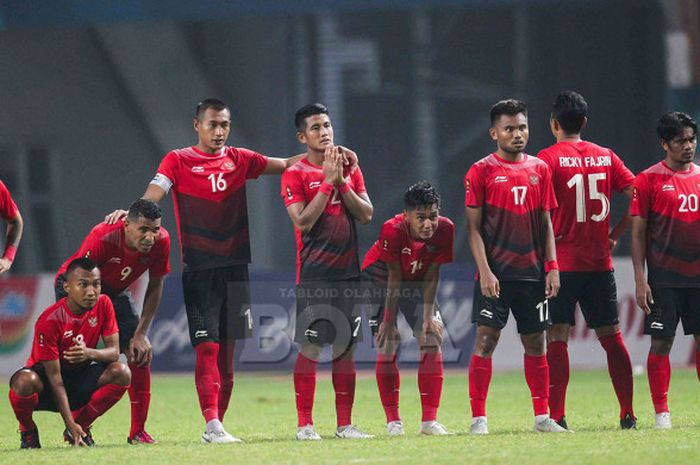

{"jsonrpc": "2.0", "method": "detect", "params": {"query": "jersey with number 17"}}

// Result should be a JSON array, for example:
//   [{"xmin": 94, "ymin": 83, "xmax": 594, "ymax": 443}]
[{"xmin": 538, "ymin": 141, "xmax": 635, "ymax": 272}]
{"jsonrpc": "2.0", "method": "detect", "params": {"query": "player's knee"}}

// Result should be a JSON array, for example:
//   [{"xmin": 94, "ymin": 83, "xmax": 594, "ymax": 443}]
[
  {"xmin": 106, "ymin": 362, "xmax": 132, "ymax": 386},
  {"xmin": 650, "ymin": 337, "xmax": 674, "ymax": 355},
  {"xmin": 10, "ymin": 370, "xmax": 42, "ymax": 396},
  {"xmin": 547, "ymin": 324, "xmax": 570, "ymax": 343},
  {"xmin": 521, "ymin": 332, "xmax": 546, "ymax": 355},
  {"xmin": 475, "ymin": 328, "xmax": 500, "ymax": 357},
  {"xmin": 300, "ymin": 344, "xmax": 322, "ymax": 361},
  {"xmin": 594, "ymin": 324, "xmax": 619, "ymax": 339}
]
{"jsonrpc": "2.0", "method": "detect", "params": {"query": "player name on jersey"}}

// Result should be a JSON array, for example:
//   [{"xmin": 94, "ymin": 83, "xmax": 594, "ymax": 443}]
[{"xmin": 558, "ymin": 155, "xmax": 612, "ymax": 168}]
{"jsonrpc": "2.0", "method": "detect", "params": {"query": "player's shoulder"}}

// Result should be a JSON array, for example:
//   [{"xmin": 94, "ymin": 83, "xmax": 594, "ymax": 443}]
[
  {"xmin": 157, "ymin": 226, "xmax": 171, "ymax": 242},
  {"xmin": 381, "ymin": 214, "xmax": 405, "ymax": 235},
  {"xmin": 88, "ymin": 220, "xmax": 122, "ymax": 238},
  {"xmin": 438, "ymin": 216, "xmax": 455, "ymax": 230},
  {"xmin": 639, "ymin": 161, "xmax": 669, "ymax": 177},
  {"xmin": 35, "ymin": 299, "xmax": 65, "ymax": 327},
  {"xmin": 96, "ymin": 294, "xmax": 115, "ymax": 312},
  {"xmin": 285, "ymin": 157, "xmax": 315, "ymax": 175}
]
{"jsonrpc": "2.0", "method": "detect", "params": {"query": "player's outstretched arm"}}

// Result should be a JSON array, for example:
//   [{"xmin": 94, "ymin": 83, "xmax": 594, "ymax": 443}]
[
  {"xmin": 129, "ymin": 275, "xmax": 165, "ymax": 367},
  {"xmin": 43, "ymin": 359, "xmax": 86, "ymax": 446},
  {"xmin": 0, "ymin": 209, "xmax": 23, "ymax": 273},
  {"xmin": 541, "ymin": 210, "xmax": 560, "ymax": 298},
  {"xmin": 419, "ymin": 263, "xmax": 443, "ymax": 348},
  {"xmin": 262, "ymin": 153, "xmax": 307, "ymax": 175},
  {"xmin": 466, "ymin": 206, "xmax": 499, "ymax": 298},
  {"xmin": 631, "ymin": 216, "xmax": 653, "ymax": 314},
  {"xmin": 104, "ymin": 183, "xmax": 167, "ymax": 224}
]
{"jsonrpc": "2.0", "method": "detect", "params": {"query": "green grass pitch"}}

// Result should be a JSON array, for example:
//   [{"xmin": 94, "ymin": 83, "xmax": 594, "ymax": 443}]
[{"xmin": 1, "ymin": 369, "xmax": 698, "ymax": 464}]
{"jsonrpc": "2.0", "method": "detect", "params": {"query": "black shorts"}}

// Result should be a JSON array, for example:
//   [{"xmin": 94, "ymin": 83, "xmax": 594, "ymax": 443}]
[
  {"xmin": 10, "ymin": 362, "xmax": 106, "ymax": 412},
  {"xmin": 472, "ymin": 280, "xmax": 549, "ymax": 334},
  {"xmin": 295, "ymin": 279, "xmax": 364, "ymax": 347},
  {"xmin": 183, "ymin": 265, "xmax": 253, "ymax": 346},
  {"xmin": 55, "ymin": 274, "xmax": 138, "ymax": 352},
  {"xmin": 363, "ymin": 279, "xmax": 441, "ymax": 337},
  {"xmin": 549, "ymin": 271, "xmax": 619, "ymax": 329},
  {"xmin": 644, "ymin": 287, "xmax": 700, "ymax": 338}
]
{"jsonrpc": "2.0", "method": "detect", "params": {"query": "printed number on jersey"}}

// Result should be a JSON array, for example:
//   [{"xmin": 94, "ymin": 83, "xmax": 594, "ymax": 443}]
[
  {"xmin": 208, "ymin": 173, "xmax": 228, "ymax": 192},
  {"xmin": 566, "ymin": 173, "xmax": 610, "ymax": 222},
  {"xmin": 511, "ymin": 186, "xmax": 527, "ymax": 205},
  {"xmin": 679, "ymin": 194, "xmax": 699, "ymax": 212}
]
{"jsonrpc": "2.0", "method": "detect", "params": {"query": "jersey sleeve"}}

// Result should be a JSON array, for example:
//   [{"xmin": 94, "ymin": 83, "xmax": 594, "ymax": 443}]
[
  {"xmin": 377, "ymin": 221, "xmax": 402, "ymax": 263},
  {"xmin": 238, "ymin": 148, "xmax": 269, "ymax": 180},
  {"xmin": 0, "ymin": 180, "xmax": 19, "ymax": 220},
  {"xmin": 153, "ymin": 152, "xmax": 178, "ymax": 192},
  {"xmin": 74, "ymin": 226, "xmax": 108, "ymax": 264},
  {"xmin": 536, "ymin": 149, "xmax": 555, "ymax": 170},
  {"xmin": 610, "ymin": 150, "xmax": 636, "ymax": 192},
  {"xmin": 281, "ymin": 169, "xmax": 306, "ymax": 207},
  {"xmin": 149, "ymin": 232, "xmax": 171, "ymax": 277},
  {"xmin": 349, "ymin": 166, "xmax": 367, "ymax": 194},
  {"xmin": 630, "ymin": 173, "xmax": 650, "ymax": 218},
  {"xmin": 100, "ymin": 297, "xmax": 119, "ymax": 338},
  {"xmin": 464, "ymin": 165, "xmax": 485, "ymax": 207},
  {"xmin": 541, "ymin": 164, "xmax": 558, "ymax": 211},
  {"xmin": 433, "ymin": 220, "xmax": 455, "ymax": 264},
  {"xmin": 34, "ymin": 319, "xmax": 60, "ymax": 362}
]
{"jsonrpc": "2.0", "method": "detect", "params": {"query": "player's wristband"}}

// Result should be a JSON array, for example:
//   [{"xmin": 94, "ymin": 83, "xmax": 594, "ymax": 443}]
[
  {"xmin": 544, "ymin": 260, "xmax": 559, "ymax": 273},
  {"xmin": 338, "ymin": 182, "xmax": 351, "ymax": 195},
  {"xmin": 319, "ymin": 182, "xmax": 334, "ymax": 196},
  {"xmin": 2, "ymin": 244, "xmax": 16, "ymax": 262}
]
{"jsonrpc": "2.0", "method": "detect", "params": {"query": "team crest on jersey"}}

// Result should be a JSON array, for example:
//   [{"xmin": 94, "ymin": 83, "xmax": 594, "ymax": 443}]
[
  {"xmin": 223, "ymin": 161, "xmax": 235, "ymax": 171},
  {"xmin": 529, "ymin": 175, "xmax": 539, "ymax": 185},
  {"xmin": 88, "ymin": 317, "xmax": 98, "ymax": 328},
  {"xmin": 286, "ymin": 186, "xmax": 293, "ymax": 200},
  {"xmin": 382, "ymin": 239, "xmax": 389, "ymax": 251}
]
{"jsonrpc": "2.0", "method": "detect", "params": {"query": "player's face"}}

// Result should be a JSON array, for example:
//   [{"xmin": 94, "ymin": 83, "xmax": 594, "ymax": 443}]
[
  {"xmin": 490, "ymin": 113, "xmax": 529, "ymax": 155},
  {"xmin": 661, "ymin": 126, "xmax": 697, "ymax": 166},
  {"xmin": 194, "ymin": 108, "xmax": 231, "ymax": 153},
  {"xmin": 124, "ymin": 216, "xmax": 161, "ymax": 253},
  {"xmin": 64, "ymin": 267, "xmax": 101, "ymax": 311},
  {"xmin": 405, "ymin": 204, "xmax": 439, "ymax": 241},
  {"xmin": 297, "ymin": 114, "xmax": 334, "ymax": 152}
]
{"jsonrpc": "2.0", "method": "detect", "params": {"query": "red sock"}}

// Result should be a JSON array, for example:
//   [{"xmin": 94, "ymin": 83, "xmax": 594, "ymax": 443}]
[
  {"xmin": 695, "ymin": 350, "xmax": 700, "ymax": 382},
  {"xmin": 195, "ymin": 342, "xmax": 221, "ymax": 422},
  {"xmin": 294, "ymin": 353, "xmax": 317, "ymax": 427},
  {"xmin": 647, "ymin": 352, "xmax": 671, "ymax": 413},
  {"xmin": 524, "ymin": 354, "xmax": 549, "ymax": 416},
  {"xmin": 217, "ymin": 341, "xmax": 235, "ymax": 422},
  {"xmin": 332, "ymin": 358, "xmax": 356, "ymax": 427},
  {"xmin": 128, "ymin": 364, "xmax": 151, "ymax": 437},
  {"xmin": 599, "ymin": 332, "xmax": 634, "ymax": 418},
  {"xmin": 547, "ymin": 341, "xmax": 569, "ymax": 422},
  {"xmin": 9, "ymin": 391, "xmax": 39, "ymax": 432},
  {"xmin": 468, "ymin": 355, "xmax": 492, "ymax": 417},
  {"xmin": 418, "ymin": 351, "xmax": 443, "ymax": 422},
  {"xmin": 74, "ymin": 384, "xmax": 128, "ymax": 429},
  {"xmin": 376, "ymin": 352, "xmax": 400, "ymax": 423}
]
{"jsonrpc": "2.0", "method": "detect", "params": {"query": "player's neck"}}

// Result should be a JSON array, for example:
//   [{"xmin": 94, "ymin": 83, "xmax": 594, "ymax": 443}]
[
  {"xmin": 664, "ymin": 157, "xmax": 693, "ymax": 172},
  {"xmin": 306, "ymin": 149, "xmax": 324, "ymax": 166},
  {"xmin": 195, "ymin": 143, "xmax": 222, "ymax": 156},
  {"xmin": 65, "ymin": 299, "xmax": 88, "ymax": 317},
  {"xmin": 495, "ymin": 149, "xmax": 524, "ymax": 163},
  {"xmin": 557, "ymin": 133, "xmax": 582, "ymax": 143}
]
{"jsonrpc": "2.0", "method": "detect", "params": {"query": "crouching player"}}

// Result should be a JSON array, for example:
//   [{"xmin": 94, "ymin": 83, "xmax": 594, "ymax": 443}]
[
  {"xmin": 362, "ymin": 181, "xmax": 454, "ymax": 436},
  {"xmin": 8, "ymin": 258, "xmax": 131, "ymax": 448}
]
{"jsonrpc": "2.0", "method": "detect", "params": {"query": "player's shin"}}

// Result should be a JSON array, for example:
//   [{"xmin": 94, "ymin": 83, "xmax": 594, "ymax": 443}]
[
  {"xmin": 376, "ymin": 352, "xmax": 400, "ymax": 422},
  {"xmin": 546, "ymin": 341, "xmax": 569, "ymax": 422},
  {"xmin": 524, "ymin": 354, "xmax": 549, "ymax": 416},
  {"xmin": 599, "ymin": 333, "xmax": 634, "ymax": 418},
  {"xmin": 128, "ymin": 364, "xmax": 151, "ymax": 436},
  {"xmin": 195, "ymin": 342, "xmax": 221, "ymax": 422},
  {"xmin": 418, "ymin": 350, "xmax": 443, "ymax": 422},
  {"xmin": 217, "ymin": 341, "xmax": 235, "ymax": 421},
  {"xmin": 332, "ymin": 358, "xmax": 356, "ymax": 427},
  {"xmin": 9, "ymin": 391, "xmax": 39, "ymax": 432},
  {"xmin": 468, "ymin": 355, "xmax": 492, "ymax": 417},
  {"xmin": 647, "ymin": 352, "xmax": 671, "ymax": 413},
  {"xmin": 75, "ymin": 384, "xmax": 128, "ymax": 429},
  {"xmin": 294, "ymin": 353, "xmax": 318, "ymax": 427}
]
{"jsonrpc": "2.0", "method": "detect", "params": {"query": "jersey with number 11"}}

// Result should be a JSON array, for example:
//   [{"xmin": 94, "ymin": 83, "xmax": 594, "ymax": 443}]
[{"xmin": 538, "ymin": 141, "xmax": 635, "ymax": 272}]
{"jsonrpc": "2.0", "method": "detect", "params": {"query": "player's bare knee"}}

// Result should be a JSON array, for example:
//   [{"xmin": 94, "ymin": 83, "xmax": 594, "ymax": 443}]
[
  {"xmin": 474, "ymin": 326, "xmax": 500, "ymax": 357},
  {"xmin": 10, "ymin": 370, "xmax": 42, "ymax": 396},
  {"xmin": 594, "ymin": 324, "xmax": 619, "ymax": 339},
  {"xmin": 106, "ymin": 362, "xmax": 132, "ymax": 386},
  {"xmin": 521, "ymin": 332, "xmax": 546, "ymax": 356},
  {"xmin": 300, "ymin": 344, "xmax": 322, "ymax": 361},
  {"xmin": 332, "ymin": 344, "xmax": 355, "ymax": 360},
  {"xmin": 650, "ymin": 337, "xmax": 674, "ymax": 355},
  {"xmin": 547, "ymin": 324, "xmax": 570, "ymax": 344}
]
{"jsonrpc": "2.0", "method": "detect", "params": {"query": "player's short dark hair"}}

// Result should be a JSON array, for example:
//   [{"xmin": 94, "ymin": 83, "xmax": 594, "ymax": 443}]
[
  {"xmin": 657, "ymin": 112, "xmax": 698, "ymax": 142},
  {"xmin": 551, "ymin": 91, "xmax": 588, "ymax": 134},
  {"xmin": 128, "ymin": 199, "xmax": 161, "ymax": 221},
  {"xmin": 196, "ymin": 98, "xmax": 230, "ymax": 120},
  {"xmin": 66, "ymin": 257, "xmax": 98, "ymax": 277},
  {"xmin": 295, "ymin": 103, "xmax": 329, "ymax": 131},
  {"xmin": 490, "ymin": 99, "xmax": 527, "ymax": 126},
  {"xmin": 404, "ymin": 181, "xmax": 440, "ymax": 210}
]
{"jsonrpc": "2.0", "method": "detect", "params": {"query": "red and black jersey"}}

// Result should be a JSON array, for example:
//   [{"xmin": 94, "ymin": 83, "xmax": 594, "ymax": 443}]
[
  {"xmin": 281, "ymin": 158, "xmax": 367, "ymax": 284},
  {"xmin": 538, "ymin": 141, "xmax": 635, "ymax": 272},
  {"xmin": 0, "ymin": 180, "xmax": 18, "ymax": 220},
  {"xmin": 630, "ymin": 161, "xmax": 700, "ymax": 287},
  {"xmin": 362, "ymin": 214, "xmax": 454, "ymax": 283},
  {"xmin": 464, "ymin": 153, "xmax": 557, "ymax": 282},
  {"xmin": 55, "ymin": 220, "xmax": 170, "ymax": 297},
  {"xmin": 26, "ymin": 295, "xmax": 118, "ymax": 371},
  {"xmin": 153, "ymin": 146, "xmax": 268, "ymax": 272}
]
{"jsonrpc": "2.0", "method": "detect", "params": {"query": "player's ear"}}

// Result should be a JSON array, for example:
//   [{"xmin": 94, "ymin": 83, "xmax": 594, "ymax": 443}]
[
  {"xmin": 489, "ymin": 126, "xmax": 497, "ymax": 141},
  {"xmin": 63, "ymin": 277, "xmax": 71, "ymax": 294},
  {"xmin": 297, "ymin": 131, "xmax": 306, "ymax": 144},
  {"xmin": 193, "ymin": 118, "xmax": 200, "ymax": 132},
  {"xmin": 659, "ymin": 139, "xmax": 670, "ymax": 153}
]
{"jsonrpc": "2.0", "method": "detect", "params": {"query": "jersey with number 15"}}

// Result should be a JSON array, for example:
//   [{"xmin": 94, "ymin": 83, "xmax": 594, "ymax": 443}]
[
  {"xmin": 464, "ymin": 153, "xmax": 557, "ymax": 282},
  {"xmin": 538, "ymin": 141, "xmax": 635, "ymax": 272}
]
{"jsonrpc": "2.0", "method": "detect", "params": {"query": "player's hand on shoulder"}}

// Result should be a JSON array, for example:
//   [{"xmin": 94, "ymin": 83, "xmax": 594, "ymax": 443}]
[
  {"xmin": 104, "ymin": 209, "xmax": 128, "ymax": 224},
  {"xmin": 128, "ymin": 334, "xmax": 153, "ymax": 367},
  {"xmin": 545, "ymin": 270, "xmax": 560, "ymax": 298},
  {"xmin": 337, "ymin": 145, "xmax": 359, "ymax": 175}
]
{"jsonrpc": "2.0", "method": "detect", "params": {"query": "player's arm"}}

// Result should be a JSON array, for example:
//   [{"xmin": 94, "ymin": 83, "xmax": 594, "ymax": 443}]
[
  {"xmin": 63, "ymin": 333, "xmax": 119, "ymax": 364},
  {"xmin": 338, "ymin": 187, "xmax": 373, "ymax": 225},
  {"xmin": 631, "ymin": 215, "xmax": 653, "ymax": 314},
  {"xmin": 541, "ymin": 210, "xmax": 560, "ymax": 298},
  {"xmin": 608, "ymin": 185, "xmax": 635, "ymax": 249},
  {"xmin": 262, "ymin": 153, "xmax": 307, "ymax": 175},
  {"xmin": 42, "ymin": 359, "xmax": 86, "ymax": 445},
  {"xmin": 129, "ymin": 275, "xmax": 165, "ymax": 367},
  {"xmin": 376, "ymin": 261, "xmax": 403, "ymax": 349},
  {"xmin": 0, "ymin": 209, "xmax": 23, "ymax": 273},
  {"xmin": 104, "ymin": 179, "xmax": 168, "ymax": 224},
  {"xmin": 420, "ymin": 263, "xmax": 443, "ymax": 348},
  {"xmin": 466, "ymin": 206, "xmax": 499, "ymax": 298}
]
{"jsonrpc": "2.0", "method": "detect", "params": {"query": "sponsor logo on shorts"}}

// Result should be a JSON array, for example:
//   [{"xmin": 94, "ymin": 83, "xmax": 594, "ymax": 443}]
[
  {"xmin": 194, "ymin": 330, "xmax": 209, "ymax": 338},
  {"xmin": 304, "ymin": 329, "xmax": 319, "ymax": 338},
  {"xmin": 650, "ymin": 322, "xmax": 664, "ymax": 330},
  {"xmin": 480, "ymin": 309, "xmax": 493, "ymax": 319},
  {"xmin": 368, "ymin": 319, "xmax": 378, "ymax": 327}
]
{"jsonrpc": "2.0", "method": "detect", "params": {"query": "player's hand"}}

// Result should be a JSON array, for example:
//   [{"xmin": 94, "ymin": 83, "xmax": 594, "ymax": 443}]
[
  {"xmin": 67, "ymin": 422, "xmax": 87, "ymax": 446},
  {"xmin": 480, "ymin": 271, "xmax": 500, "ymax": 299},
  {"xmin": 322, "ymin": 146, "xmax": 342, "ymax": 185},
  {"xmin": 635, "ymin": 280, "xmax": 654, "ymax": 315},
  {"xmin": 419, "ymin": 315, "xmax": 444, "ymax": 348},
  {"xmin": 64, "ymin": 340, "xmax": 90, "ymax": 364},
  {"xmin": 545, "ymin": 270, "xmax": 560, "ymax": 298},
  {"xmin": 128, "ymin": 334, "xmax": 153, "ymax": 367},
  {"xmin": 337, "ymin": 145, "xmax": 359, "ymax": 176},
  {"xmin": 376, "ymin": 321, "xmax": 401, "ymax": 350},
  {"xmin": 0, "ymin": 257, "xmax": 13, "ymax": 273},
  {"xmin": 608, "ymin": 236, "xmax": 618, "ymax": 251},
  {"xmin": 104, "ymin": 209, "xmax": 128, "ymax": 224}
]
